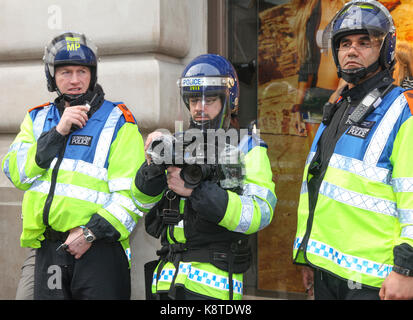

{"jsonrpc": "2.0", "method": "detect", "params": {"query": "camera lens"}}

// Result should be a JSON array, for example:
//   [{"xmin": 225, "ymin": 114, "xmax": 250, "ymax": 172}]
[{"xmin": 181, "ymin": 164, "xmax": 203, "ymax": 187}]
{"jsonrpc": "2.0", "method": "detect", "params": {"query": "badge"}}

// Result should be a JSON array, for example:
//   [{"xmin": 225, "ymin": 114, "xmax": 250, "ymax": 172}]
[
  {"xmin": 70, "ymin": 135, "xmax": 93, "ymax": 146},
  {"xmin": 346, "ymin": 120, "xmax": 375, "ymax": 139}
]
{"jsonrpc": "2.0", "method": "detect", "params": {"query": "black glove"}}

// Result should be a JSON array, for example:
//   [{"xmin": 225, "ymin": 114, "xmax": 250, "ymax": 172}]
[
  {"xmin": 394, "ymin": 243, "xmax": 413, "ymax": 270},
  {"xmin": 135, "ymin": 161, "xmax": 167, "ymax": 196},
  {"xmin": 189, "ymin": 180, "xmax": 228, "ymax": 224}
]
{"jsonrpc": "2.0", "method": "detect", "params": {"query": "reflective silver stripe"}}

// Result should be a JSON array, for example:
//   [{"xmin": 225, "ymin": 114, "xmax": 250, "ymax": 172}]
[
  {"xmin": 294, "ymin": 237, "xmax": 392, "ymax": 279},
  {"xmin": 30, "ymin": 180, "xmax": 138, "ymax": 231},
  {"xmin": 7, "ymin": 141, "xmax": 22, "ymax": 153},
  {"xmin": 300, "ymin": 180, "xmax": 308, "ymax": 194},
  {"xmin": 108, "ymin": 177, "xmax": 132, "ymax": 192},
  {"xmin": 130, "ymin": 191, "xmax": 158, "ymax": 210},
  {"xmin": 401, "ymin": 226, "xmax": 413, "ymax": 239},
  {"xmin": 2, "ymin": 158, "xmax": 11, "ymax": 181},
  {"xmin": 13, "ymin": 142, "xmax": 40, "ymax": 184},
  {"xmin": 300, "ymin": 152, "xmax": 314, "ymax": 196},
  {"xmin": 391, "ymin": 178, "xmax": 413, "ymax": 193},
  {"xmin": 103, "ymin": 201, "xmax": 136, "ymax": 233},
  {"xmin": 398, "ymin": 209, "xmax": 413, "ymax": 224},
  {"xmin": 111, "ymin": 192, "xmax": 143, "ymax": 217},
  {"xmin": 6, "ymin": 105, "xmax": 53, "ymax": 183},
  {"xmin": 52, "ymin": 158, "xmax": 108, "ymax": 181},
  {"xmin": 364, "ymin": 93, "xmax": 406, "ymax": 166},
  {"xmin": 399, "ymin": 209, "xmax": 413, "ymax": 240},
  {"xmin": 93, "ymin": 107, "xmax": 122, "ymax": 167},
  {"xmin": 242, "ymin": 183, "xmax": 276, "ymax": 230},
  {"xmin": 306, "ymin": 151, "xmax": 316, "ymax": 165},
  {"xmin": 30, "ymin": 180, "xmax": 110, "ymax": 205},
  {"xmin": 32, "ymin": 106, "xmax": 51, "ymax": 140},
  {"xmin": 243, "ymin": 183, "xmax": 277, "ymax": 209},
  {"xmin": 319, "ymin": 181, "xmax": 398, "ymax": 218},
  {"xmin": 235, "ymin": 196, "xmax": 254, "ymax": 233},
  {"xmin": 329, "ymin": 153, "xmax": 391, "ymax": 184},
  {"xmin": 256, "ymin": 197, "xmax": 272, "ymax": 231},
  {"xmin": 3, "ymin": 142, "xmax": 23, "ymax": 182}
]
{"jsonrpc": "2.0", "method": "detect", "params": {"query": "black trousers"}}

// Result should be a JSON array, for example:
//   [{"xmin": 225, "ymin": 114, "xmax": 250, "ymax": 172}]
[
  {"xmin": 34, "ymin": 238, "xmax": 130, "ymax": 300},
  {"xmin": 314, "ymin": 269, "xmax": 380, "ymax": 300}
]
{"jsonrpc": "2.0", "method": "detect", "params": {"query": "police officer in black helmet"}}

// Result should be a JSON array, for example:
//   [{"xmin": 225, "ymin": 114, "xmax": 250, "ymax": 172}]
[{"xmin": 294, "ymin": 0, "xmax": 413, "ymax": 300}]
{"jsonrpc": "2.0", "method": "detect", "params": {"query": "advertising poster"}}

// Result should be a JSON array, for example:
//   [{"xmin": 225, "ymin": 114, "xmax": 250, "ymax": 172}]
[{"xmin": 257, "ymin": 0, "xmax": 413, "ymax": 293}]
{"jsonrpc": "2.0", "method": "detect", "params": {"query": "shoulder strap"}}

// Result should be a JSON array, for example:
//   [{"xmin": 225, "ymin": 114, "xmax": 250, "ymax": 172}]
[
  {"xmin": 403, "ymin": 90, "xmax": 413, "ymax": 116},
  {"xmin": 116, "ymin": 103, "xmax": 135, "ymax": 123},
  {"xmin": 28, "ymin": 102, "xmax": 51, "ymax": 113}
]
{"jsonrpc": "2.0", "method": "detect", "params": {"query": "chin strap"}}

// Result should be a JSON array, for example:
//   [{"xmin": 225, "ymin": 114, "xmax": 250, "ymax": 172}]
[
  {"xmin": 54, "ymin": 84, "xmax": 105, "ymax": 114},
  {"xmin": 339, "ymin": 60, "xmax": 380, "ymax": 84},
  {"xmin": 55, "ymin": 86, "xmax": 86, "ymax": 105},
  {"xmin": 189, "ymin": 114, "xmax": 227, "ymax": 131}
]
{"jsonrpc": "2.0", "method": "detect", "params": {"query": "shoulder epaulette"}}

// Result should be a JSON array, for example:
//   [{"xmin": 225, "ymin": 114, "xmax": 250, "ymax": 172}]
[
  {"xmin": 403, "ymin": 90, "xmax": 413, "ymax": 116},
  {"xmin": 28, "ymin": 102, "xmax": 51, "ymax": 113},
  {"xmin": 117, "ymin": 104, "xmax": 136, "ymax": 124}
]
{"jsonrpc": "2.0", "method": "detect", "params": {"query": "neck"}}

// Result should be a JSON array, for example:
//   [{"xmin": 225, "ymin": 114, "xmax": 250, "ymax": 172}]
[{"xmin": 348, "ymin": 67, "xmax": 382, "ymax": 89}]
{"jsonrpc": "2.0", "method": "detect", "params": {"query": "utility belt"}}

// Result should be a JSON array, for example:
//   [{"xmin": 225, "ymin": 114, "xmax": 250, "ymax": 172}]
[
  {"xmin": 156, "ymin": 241, "xmax": 251, "ymax": 274},
  {"xmin": 148, "ymin": 193, "xmax": 251, "ymax": 274},
  {"xmin": 147, "ymin": 239, "xmax": 251, "ymax": 300},
  {"xmin": 144, "ymin": 190, "xmax": 251, "ymax": 299},
  {"xmin": 43, "ymin": 227, "xmax": 69, "ymax": 242}
]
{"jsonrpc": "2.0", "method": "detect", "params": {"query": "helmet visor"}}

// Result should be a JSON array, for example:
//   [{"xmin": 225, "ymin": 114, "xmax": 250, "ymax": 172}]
[
  {"xmin": 178, "ymin": 76, "xmax": 232, "ymax": 132},
  {"xmin": 321, "ymin": 1, "xmax": 395, "ymax": 53}
]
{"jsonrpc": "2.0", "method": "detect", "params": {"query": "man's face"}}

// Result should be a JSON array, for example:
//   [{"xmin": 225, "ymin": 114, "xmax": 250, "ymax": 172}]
[
  {"xmin": 55, "ymin": 65, "xmax": 91, "ymax": 95},
  {"xmin": 337, "ymin": 33, "xmax": 381, "ymax": 71},
  {"xmin": 189, "ymin": 95, "xmax": 222, "ymax": 122}
]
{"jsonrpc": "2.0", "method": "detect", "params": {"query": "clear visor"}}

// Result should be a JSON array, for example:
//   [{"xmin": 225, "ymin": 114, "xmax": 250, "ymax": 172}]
[
  {"xmin": 178, "ymin": 76, "xmax": 233, "ymax": 132},
  {"xmin": 321, "ymin": 2, "xmax": 395, "ymax": 53},
  {"xmin": 43, "ymin": 33, "xmax": 98, "ymax": 77}
]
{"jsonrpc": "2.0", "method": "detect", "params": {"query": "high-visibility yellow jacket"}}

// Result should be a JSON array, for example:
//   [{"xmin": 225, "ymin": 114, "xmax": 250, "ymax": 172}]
[
  {"xmin": 2, "ymin": 100, "xmax": 145, "ymax": 259},
  {"xmin": 132, "ymin": 133, "xmax": 277, "ymax": 299},
  {"xmin": 294, "ymin": 86, "xmax": 413, "ymax": 288}
]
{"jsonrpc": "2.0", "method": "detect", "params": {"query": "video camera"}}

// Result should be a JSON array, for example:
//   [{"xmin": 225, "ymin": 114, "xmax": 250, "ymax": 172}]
[{"xmin": 142, "ymin": 131, "xmax": 245, "ymax": 190}]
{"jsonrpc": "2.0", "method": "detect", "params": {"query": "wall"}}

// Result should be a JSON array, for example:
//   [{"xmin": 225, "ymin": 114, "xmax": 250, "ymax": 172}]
[{"xmin": 0, "ymin": 0, "xmax": 207, "ymax": 300}]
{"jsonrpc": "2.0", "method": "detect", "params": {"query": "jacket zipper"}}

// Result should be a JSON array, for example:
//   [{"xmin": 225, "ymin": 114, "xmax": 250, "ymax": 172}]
[
  {"xmin": 42, "ymin": 135, "xmax": 69, "ymax": 227},
  {"xmin": 297, "ymin": 97, "xmax": 352, "ymax": 261}
]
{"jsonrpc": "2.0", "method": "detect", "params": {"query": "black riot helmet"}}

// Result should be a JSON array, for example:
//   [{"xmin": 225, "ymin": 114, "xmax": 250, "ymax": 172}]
[
  {"xmin": 43, "ymin": 32, "xmax": 98, "ymax": 102},
  {"xmin": 322, "ymin": 0, "xmax": 396, "ymax": 84}
]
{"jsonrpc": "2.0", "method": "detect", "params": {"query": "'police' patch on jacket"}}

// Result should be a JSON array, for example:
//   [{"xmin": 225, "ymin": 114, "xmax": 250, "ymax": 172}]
[
  {"xmin": 346, "ymin": 120, "xmax": 375, "ymax": 139},
  {"xmin": 70, "ymin": 135, "xmax": 93, "ymax": 146}
]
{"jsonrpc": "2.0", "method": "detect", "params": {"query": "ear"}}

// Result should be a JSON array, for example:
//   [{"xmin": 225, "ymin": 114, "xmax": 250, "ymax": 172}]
[{"xmin": 45, "ymin": 65, "xmax": 57, "ymax": 92}]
